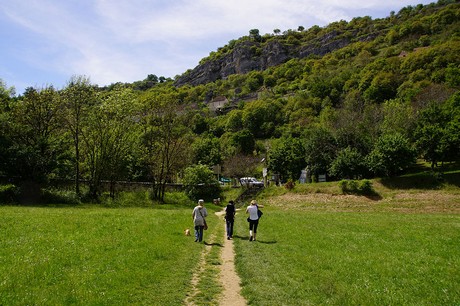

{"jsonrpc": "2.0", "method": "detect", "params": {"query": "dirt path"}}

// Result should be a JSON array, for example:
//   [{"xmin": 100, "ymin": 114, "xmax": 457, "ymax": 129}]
[
  {"xmin": 216, "ymin": 210, "xmax": 246, "ymax": 306},
  {"xmin": 184, "ymin": 210, "xmax": 246, "ymax": 306}
]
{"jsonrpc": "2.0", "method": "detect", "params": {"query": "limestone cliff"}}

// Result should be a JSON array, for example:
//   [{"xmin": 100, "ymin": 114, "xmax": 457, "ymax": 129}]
[{"xmin": 174, "ymin": 29, "xmax": 375, "ymax": 87}]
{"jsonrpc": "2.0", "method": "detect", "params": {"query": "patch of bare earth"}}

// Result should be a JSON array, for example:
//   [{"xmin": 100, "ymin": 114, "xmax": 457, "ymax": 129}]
[{"xmin": 266, "ymin": 191, "xmax": 460, "ymax": 213}]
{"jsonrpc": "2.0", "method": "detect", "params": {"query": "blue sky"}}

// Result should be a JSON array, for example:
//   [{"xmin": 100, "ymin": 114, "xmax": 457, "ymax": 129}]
[{"xmin": 1, "ymin": 0, "xmax": 434, "ymax": 95}]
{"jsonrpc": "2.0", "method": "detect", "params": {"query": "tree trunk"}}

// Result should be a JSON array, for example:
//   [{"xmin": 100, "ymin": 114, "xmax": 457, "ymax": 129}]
[{"xmin": 75, "ymin": 134, "xmax": 80, "ymax": 196}]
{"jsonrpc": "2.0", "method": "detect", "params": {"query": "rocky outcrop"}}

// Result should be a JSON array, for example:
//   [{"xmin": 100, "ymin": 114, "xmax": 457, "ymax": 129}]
[
  {"xmin": 175, "ymin": 40, "xmax": 296, "ymax": 87},
  {"xmin": 174, "ymin": 30, "xmax": 376, "ymax": 87}
]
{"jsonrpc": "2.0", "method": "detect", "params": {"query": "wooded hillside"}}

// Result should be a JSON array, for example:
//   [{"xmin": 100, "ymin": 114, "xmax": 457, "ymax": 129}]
[{"xmin": 0, "ymin": 0, "xmax": 459, "ymax": 203}]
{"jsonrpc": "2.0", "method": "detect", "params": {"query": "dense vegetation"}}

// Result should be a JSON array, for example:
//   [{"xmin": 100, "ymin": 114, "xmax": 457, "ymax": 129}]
[{"xmin": 0, "ymin": 0, "xmax": 459, "ymax": 204}]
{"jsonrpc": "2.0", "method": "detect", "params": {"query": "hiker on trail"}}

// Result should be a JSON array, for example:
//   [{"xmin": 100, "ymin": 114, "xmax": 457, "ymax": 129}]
[
  {"xmin": 246, "ymin": 199, "xmax": 262, "ymax": 241},
  {"xmin": 192, "ymin": 199, "xmax": 208, "ymax": 242},
  {"xmin": 225, "ymin": 200, "xmax": 236, "ymax": 240}
]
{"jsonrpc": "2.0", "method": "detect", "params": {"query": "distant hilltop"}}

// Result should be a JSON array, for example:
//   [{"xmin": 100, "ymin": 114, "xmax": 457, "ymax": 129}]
[{"xmin": 175, "ymin": 29, "xmax": 377, "ymax": 87}]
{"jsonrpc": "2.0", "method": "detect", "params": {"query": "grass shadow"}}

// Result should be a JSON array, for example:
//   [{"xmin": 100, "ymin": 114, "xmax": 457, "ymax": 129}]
[
  {"xmin": 232, "ymin": 235, "xmax": 277, "ymax": 244},
  {"xmin": 363, "ymin": 192, "xmax": 383, "ymax": 201},
  {"xmin": 203, "ymin": 242, "xmax": 223, "ymax": 247},
  {"xmin": 379, "ymin": 161, "xmax": 460, "ymax": 190},
  {"xmin": 379, "ymin": 171, "xmax": 460, "ymax": 190},
  {"xmin": 254, "ymin": 240, "xmax": 277, "ymax": 244}
]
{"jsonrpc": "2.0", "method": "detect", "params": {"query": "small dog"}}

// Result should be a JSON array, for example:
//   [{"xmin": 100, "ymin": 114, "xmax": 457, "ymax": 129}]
[{"xmin": 184, "ymin": 229, "xmax": 191, "ymax": 236}]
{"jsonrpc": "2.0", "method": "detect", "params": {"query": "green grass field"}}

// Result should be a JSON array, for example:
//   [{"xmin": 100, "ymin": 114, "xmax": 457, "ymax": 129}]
[
  {"xmin": 233, "ymin": 209, "xmax": 459, "ymax": 305},
  {"xmin": 0, "ymin": 205, "xmax": 221, "ymax": 305},
  {"xmin": 1, "ymin": 177, "xmax": 459, "ymax": 305}
]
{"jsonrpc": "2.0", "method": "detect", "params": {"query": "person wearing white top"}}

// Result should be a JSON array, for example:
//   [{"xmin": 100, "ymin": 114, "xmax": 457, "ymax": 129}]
[{"xmin": 246, "ymin": 199, "xmax": 261, "ymax": 241}]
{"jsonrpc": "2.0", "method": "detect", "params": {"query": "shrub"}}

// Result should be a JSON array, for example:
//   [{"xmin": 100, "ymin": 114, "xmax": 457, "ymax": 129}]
[
  {"xmin": 0, "ymin": 184, "xmax": 19, "ymax": 204},
  {"xmin": 358, "ymin": 179, "xmax": 373, "ymax": 194},
  {"xmin": 100, "ymin": 190, "xmax": 152, "ymax": 207},
  {"xmin": 338, "ymin": 180, "xmax": 348, "ymax": 193},
  {"xmin": 40, "ymin": 188, "xmax": 80, "ymax": 205},
  {"xmin": 348, "ymin": 180, "xmax": 359, "ymax": 192}
]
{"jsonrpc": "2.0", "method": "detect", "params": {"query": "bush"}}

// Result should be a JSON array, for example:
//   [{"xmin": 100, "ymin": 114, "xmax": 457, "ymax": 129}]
[
  {"xmin": 338, "ymin": 180, "xmax": 348, "ymax": 192},
  {"xmin": 100, "ymin": 190, "xmax": 152, "ymax": 207},
  {"xmin": 0, "ymin": 184, "xmax": 19, "ymax": 204},
  {"xmin": 40, "ymin": 188, "xmax": 80, "ymax": 205},
  {"xmin": 359, "ymin": 179, "xmax": 373, "ymax": 194}
]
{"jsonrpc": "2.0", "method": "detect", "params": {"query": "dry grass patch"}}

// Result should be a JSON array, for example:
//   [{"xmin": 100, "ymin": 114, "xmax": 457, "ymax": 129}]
[{"xmin": 265, "ymin": 190, "xmax": 460, "ymax": 214}]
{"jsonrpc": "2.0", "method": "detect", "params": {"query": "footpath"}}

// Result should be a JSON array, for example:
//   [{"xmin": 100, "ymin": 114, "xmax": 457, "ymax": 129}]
[
  {"xmin": 216, "ymin": 210, "xmax": 246, "ymax": 306},
  {"xmin": 184, "ymin": 209, "xmax": 246, "ymax": 305}
]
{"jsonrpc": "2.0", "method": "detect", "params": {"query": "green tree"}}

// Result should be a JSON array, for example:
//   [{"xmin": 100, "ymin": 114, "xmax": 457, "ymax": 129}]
[
  {"xmin": 414, "ymin": 96, "xmax": 460, "ymax": 168},
  {"xmin": 190, "ymin": 113, "xmax": 209, "ymax": 134},
  {"xmin": 182, "ymin": 164, "xmax": 221, "ymax": 201},
  {"xmin": 445, "ymin": 63, "xmax": 460, "ymax": 88},
  {"xmin": 0, "ymin": 80, "xmax": 16, "ymax": 178},
  {"xmin": 367, "ymin": 133, "xmax": 416, "ymax": 176},
  {"xmin": 191, "ymin": 135, "xmax": 221, "ymax": 167},
  {"xmin": 268, "ymin": 137, "xmax": 306, "ymax": 181},
  {"xmin": 304, "ymin": 128, "xmax": 337, "ymax": 178},
  {"xmin": 225, "ymin": 110, "xmax": 243, "ymax": 132},
  {"xmin": 249, "ymin": 29, "xmax": 261, "ymax": 41},
  {"xmin": 242, "ymin": 99, "xmax": 282, "ymax": 138},
  {"xmin": 364, "ymin": 72, "xmax": 399, "ymax": 102},
  {"xmin": 60, "ymin": 76, "xmax": 97, "ymax": 195},
  {"xmin": 81, "ymin": 87, "xmax": 139, "ymax": 199},
  {"xmin": 139, "ymin": 92, "xmax": 192, "ymax": 202},
  {"xmin": 7, "ymin": 86, "xmax": 64, "ymax": 182},
  {"xmin": 381, "ymin": 99, "xmax": 415, "ymax": 137},
  {"xmin": 329, "ymin": 147, "xmax": 367, "ymax": 179},
  {"xmin": 230, "ymin": 129, "xmax": 255, "ymax": 154}
]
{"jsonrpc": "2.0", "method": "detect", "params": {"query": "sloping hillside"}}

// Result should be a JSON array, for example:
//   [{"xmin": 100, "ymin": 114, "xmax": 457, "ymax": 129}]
[{"xmin": 175, "ymin": 1, "xmax": 460, "ymax": 88}]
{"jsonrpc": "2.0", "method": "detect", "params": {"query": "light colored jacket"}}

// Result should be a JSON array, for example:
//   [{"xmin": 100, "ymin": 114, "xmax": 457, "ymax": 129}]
[{"xmin": 193, "ymin": 206, "xmax": 208, "ymax": 226}]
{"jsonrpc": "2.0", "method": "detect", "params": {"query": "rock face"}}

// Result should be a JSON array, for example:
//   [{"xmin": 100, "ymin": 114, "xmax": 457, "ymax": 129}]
[
  {"xmin": 174, "ymin": 30, "xmax": 368, "ymax": 87},
  {"xmin": 175, "ymin": 40, "xmax": 293, "ymax": 87}
]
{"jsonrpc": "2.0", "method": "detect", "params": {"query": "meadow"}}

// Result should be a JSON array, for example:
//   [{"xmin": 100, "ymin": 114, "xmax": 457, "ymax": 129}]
[
  {"xmin": 0, "ymin": 204, "xmax": 221, "ymax": 305},
  {"xmin": 233, "ymin": 179, "xmax": 460, "ymax": 306},
  {"xmin": 234, "ymin": 209, "xmax": 459, "ymax": 305},
  {"xmin": 0, "ymin": 177, "xmax": 459, "ymax": 305}
]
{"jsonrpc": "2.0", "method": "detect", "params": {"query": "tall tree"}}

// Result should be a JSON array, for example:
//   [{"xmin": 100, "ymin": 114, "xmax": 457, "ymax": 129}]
[
  {"xmin": 81, "ymin": 86, "xmax": 139, "ymax": 199},
  {"xmin": 414, "ymin": 95, "xmax": 460, "ymax": 168},
  {"xmin": 0, "ymin": 79, "xmax": 15, "ymax": 177},
  {"xmin": 304, "ymin": 128, "xmax": 338, "ymax": 178},
  {"xmin": 6, "ymin": 86, "xmax": 64, "ymax": 182},
  {"xmin": 139, "ymin": 92, "xmax": 192, "ymax": 202},
  {"xmin": 60, "ymin": 76, "xmax": 97, "ymax": 195}
]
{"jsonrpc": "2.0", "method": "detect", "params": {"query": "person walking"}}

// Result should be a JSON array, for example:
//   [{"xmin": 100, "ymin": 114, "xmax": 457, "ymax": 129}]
[
  {"xmin": 246, "ymin": 199, "xmax": 262, "ymax": 241},
  {"xmin": 192, "ymin": 199, "xmax": 208, "ymax": 242},
  {"xmin": 225, "ymin": 200, "xmax": 236, "ymax": 240}
]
